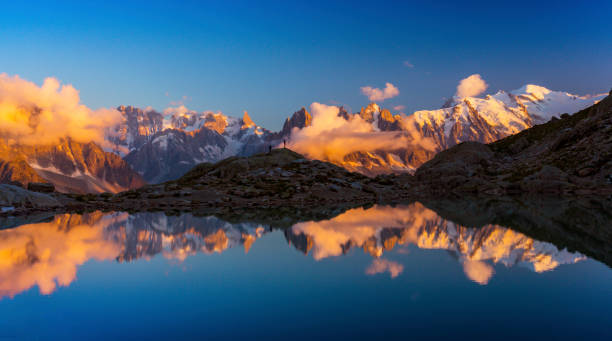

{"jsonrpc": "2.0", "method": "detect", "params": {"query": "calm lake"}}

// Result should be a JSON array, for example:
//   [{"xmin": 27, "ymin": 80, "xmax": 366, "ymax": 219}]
[{"xmin": 0, "ymin": 202, "xmax": 610, "ymax": 340}]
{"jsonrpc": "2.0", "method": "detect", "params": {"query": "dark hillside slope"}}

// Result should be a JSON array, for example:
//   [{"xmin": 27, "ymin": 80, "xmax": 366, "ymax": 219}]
[
  {"xmin": 109, "ymin": 148, "xmax": 407, "ymax": 211},
  {"xmin": 414, "ymin": 92, "xmax": 612, "ymax": 195}
]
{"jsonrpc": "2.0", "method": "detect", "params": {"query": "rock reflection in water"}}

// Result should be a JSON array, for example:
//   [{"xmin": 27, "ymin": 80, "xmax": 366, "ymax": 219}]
[{"xmin": 0, "ymin": 202, "xmax": 590, "ymax": 298}]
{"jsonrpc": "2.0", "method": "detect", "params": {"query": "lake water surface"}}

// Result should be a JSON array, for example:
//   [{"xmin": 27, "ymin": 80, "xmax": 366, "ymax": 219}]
[{"xmin": 0, "ymin": 203, "xmax": 610, "ymax": 340}]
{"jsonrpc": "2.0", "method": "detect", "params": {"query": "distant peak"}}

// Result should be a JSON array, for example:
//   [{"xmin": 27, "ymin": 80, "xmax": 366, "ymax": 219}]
[
  {"xmin": 359, "ymin": 102, "xmax": 380, "ymax": 122},
  {"xmin": 365, "ymin": 102, "xmax": 380, "ymax": 112},
  {"xmin": 512, "ymin": 84, "xmax": 552, "ymax": 98},
  {"xmin": 441, "ymin": 96, "xmax": 459, "ymax": 108},
  {"xmin": 242, "ymin": 111, "xmax": 255, "ymax": 128}
]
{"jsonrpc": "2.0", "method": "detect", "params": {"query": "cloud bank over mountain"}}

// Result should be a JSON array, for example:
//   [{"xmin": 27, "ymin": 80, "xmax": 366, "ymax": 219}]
[
  {"xmin": 287, "ymin": 102, "xmax": 413, "ymax": 164},
  {"xmin": 0, "ymin": 74, "xmax": 120, "ymax": 147}
]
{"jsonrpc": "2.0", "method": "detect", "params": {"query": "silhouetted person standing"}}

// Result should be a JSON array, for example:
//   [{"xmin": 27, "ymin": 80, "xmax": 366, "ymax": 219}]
[
  {"xmin": 283, "ymin": 139, "xmax": 286, "ymax": 148},
  {"xmin": 268, "ymin": 145, "xmax": 272, "ymax": 153}
]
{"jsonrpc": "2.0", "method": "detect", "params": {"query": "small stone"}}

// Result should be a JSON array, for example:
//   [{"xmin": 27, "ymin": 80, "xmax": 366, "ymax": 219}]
[
  {"xmin": 328, "ymin": 184, "xmax": 341, "ymax": 192},
  {"xmin": 577, "ymin": 167, "xmax": 595, "ymax": 177}
]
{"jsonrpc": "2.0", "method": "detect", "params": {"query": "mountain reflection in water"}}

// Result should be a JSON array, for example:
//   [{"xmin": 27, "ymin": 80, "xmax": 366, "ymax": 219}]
[{"xmin": 0, "ymin": 201, "xmax": 597, "ymax": 299}]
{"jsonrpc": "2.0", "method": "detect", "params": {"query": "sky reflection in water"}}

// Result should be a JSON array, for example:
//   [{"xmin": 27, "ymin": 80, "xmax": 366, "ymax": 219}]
[{"xmin": 0, "ymin": 203, "xmax": 610, "ymax": 340}]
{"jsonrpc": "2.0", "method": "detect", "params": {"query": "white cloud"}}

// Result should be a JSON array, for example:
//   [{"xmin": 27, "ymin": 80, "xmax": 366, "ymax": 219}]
[
  {"xmin": 366, "ymin": 258, "xmax": 404, "ymax": 278},
  {"xmin": 456, "ymin": 74, "xmax": 488, "ymax": 98},
  {"xmin": 403, "ymin": 60, "xmax": 414, "ymax": 68},
  {"xmin": 393, "ymin": 105, "xmax": 405, "ymax": 111},
  {"xmin": 462, "ymin": 260, "xmax": 494, "ymax": 285},
  {"xmin": 170, "ymin": 95, "xmax": 189, "ymax": 106},
  {"xmin": 162, "ymin": 105, "xmax": 196, "ymax": 118},
  {"xmin": 360, "ymin": 82, "xmax": 400, "ymax": 102}
]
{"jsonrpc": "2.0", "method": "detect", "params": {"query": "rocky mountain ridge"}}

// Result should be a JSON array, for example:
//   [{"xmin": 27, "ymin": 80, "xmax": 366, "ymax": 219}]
[
  {"xmin": 108, "ymin": 105, "xmax": 278, "ymax": 183},
  {"xmin": 2, "ymin": 87, "xmax": 610, "ymax": 215},
  {"xmin": 0, "ymin": 84, "xmax": 606, "ymax": 195},
  {"xmin": 109, "ymin": 85, "xmax": 605, "ymax": 182}
]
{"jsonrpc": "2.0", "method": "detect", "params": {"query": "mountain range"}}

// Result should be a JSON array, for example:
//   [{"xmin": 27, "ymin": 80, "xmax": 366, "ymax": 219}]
[
  {"xmin": 108, "ymin": 84, "xmax": 604, "ymax": 182},
  {"xmin": 0, "ymin": 84, "xmax": 605, "ymax": 193}
]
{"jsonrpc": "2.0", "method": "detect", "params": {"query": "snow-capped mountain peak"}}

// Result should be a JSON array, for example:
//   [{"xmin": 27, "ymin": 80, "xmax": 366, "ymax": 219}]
[
  {"xmin": 110, "ymin": 105, "xmax": 274, "ymax": 183},
  {"xmin": 105, "ymin": 84, "xmax": 606, "ymax": 182},
  {"xmin": 512, "ymin": 84, "xmax": 552, "ymax": 99},
  {"xmin": 509, "ymin": 84, "xmax": 605, "ymax": 123}
]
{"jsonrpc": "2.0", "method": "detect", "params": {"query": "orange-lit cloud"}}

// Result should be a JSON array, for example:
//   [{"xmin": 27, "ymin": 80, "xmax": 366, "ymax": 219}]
[
  {"xmin": 403, "ymin": 60, "xmax": 414, "ymax": 68},
  {"xmin": 287, "ymin": 102, "xmax": 414, "ymax": 164},
  {"xmin": 0, "ymin": 212, "xmax": 268, "ymax": 298},
  {"xmin": 361, "ymin": 82, "xmax": 400, "ymax": 101},
  {"xmin": 291, "ymin": 204, "xmax": 439, "ymax": 260},
  {"xmin": 393, "ymin": 105, "xmax": 405, "ymax": 111},
  {"xmin": 456, "ymin": 74, "xmax": 488, "ymax": 98},
  {"xmin": 365, "ymin": 258, "xmax": 404, "ymax": 278},
  {"xmin": 0, "ymin": 73, "xmax": 121, "ymax": 146}
]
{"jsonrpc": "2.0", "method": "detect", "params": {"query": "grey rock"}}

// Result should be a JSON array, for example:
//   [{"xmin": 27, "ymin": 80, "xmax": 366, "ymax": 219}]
[{"xmin": 27, "ymin": 182, "xmax": 55, "ymax": 193}]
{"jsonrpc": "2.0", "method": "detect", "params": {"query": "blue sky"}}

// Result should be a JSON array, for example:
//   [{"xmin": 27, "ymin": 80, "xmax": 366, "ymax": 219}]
[{"xmin": 0, "ymin": 0, "xmax": 610, "ymax": 129}]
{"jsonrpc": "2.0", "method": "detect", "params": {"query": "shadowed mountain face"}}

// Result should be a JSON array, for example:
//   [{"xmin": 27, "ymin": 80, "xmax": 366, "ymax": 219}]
[
  {"xmin": 107, "ymin": 86, "xmax": 605, "ymax": 182},
  {"xmin": 2, "ymin": 197, "xmax": 608, "ymax": 298},
  {"xmin": 0, "ymin": 138, "xmax": 145, "ymax": 194},
  {"xmin": 123, "ymin": 128, "xmax": 228, "ymax": 183}
]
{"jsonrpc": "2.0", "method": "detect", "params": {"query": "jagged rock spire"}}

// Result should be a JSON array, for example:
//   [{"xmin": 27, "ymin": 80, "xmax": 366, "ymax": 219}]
[
  {"xmin": 280, "ymin": 107, "xmax": 311, "ymax": 137},
  {"xmin": 359, "ymin": 102, "xmax": 380, "ymax": 123},
  {"xmin": 242, "ymin": 111, "xmax": 255, "ymax": 128}
]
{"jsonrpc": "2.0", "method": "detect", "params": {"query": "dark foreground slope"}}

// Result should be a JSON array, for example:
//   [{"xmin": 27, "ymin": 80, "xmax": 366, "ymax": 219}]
[
  {"xmin": 414, "ymin": 92, "xmax": 612, "ymax": 195},
  {"xmin": 110, "ymin": 148, "xmax": 408, "ymax": 211},
  {"xmin": 0, "ymin": 148, "xmax": 409, "ymax": 216}
]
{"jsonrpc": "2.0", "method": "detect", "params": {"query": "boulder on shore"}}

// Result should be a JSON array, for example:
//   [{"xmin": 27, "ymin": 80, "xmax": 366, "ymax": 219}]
[{"xmin": 27, "ymin": 182, "xmax": 55, "ymax": 193}]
